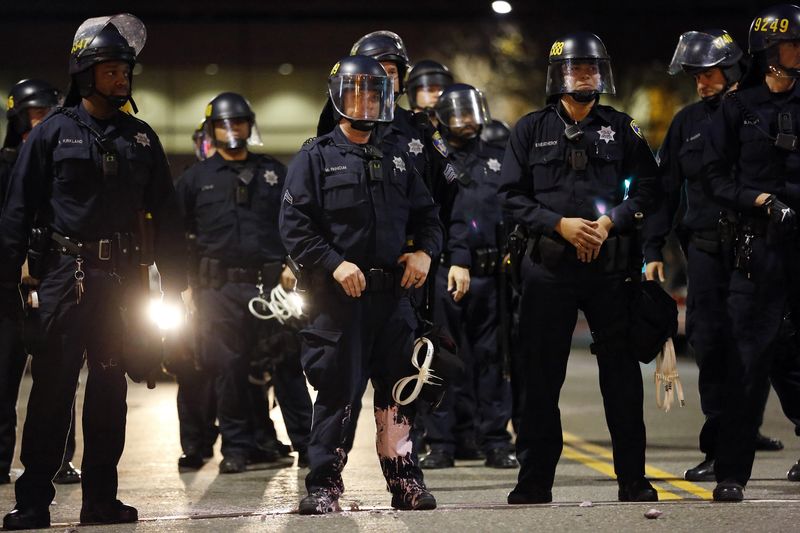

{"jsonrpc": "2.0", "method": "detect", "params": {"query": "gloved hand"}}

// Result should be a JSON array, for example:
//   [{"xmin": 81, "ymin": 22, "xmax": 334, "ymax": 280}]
[{"xmin": 763, "ymin": 195, "xmax": 797, "ymax": 233}]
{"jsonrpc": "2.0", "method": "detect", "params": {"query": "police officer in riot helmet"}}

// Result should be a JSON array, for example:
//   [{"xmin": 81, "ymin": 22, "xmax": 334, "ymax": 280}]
[
  {"xmin": 703, "ymin": 3, "xmax": 800, "ymax": 501},
  {"xmin": 406, "ymin": 59, "xmax": 454, "ymax": 121},
  {"xmin": 281, "ymin": 54, "xmax": 443, "ymax": 514},
  {"xmin": 480, "ymin": 119, "xmax": 512, "ymax": 148},
  {"xmin": 499, "ymin": 32, "xmax": 660, "ymax": 504},
  {"xmin": 418, "ymin": 83, "xmax": 517, "ymax": 470},
  {"xmin": 0, "ymin": 14, "xmax": 185, "ymax": 528},
  {"xmin": 0, "ymin": 78, "xmax": 84, "ymax": 488},
  {"xmin": 176, "ymin": 92, "xmax": 312, "ymax": 474},
  {"xmin": 644, "ymin": 29, "xmax": 785, "ymax": 486}
]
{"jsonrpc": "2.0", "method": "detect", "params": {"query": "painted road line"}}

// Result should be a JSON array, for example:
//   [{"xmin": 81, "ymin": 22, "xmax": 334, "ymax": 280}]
[{"xmin": 563, "ymin": 431, "xmax": 713, "ymax": 500}]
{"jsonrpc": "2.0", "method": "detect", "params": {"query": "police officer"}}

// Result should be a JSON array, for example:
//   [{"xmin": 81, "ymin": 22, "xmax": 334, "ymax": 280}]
[
  {"xmin": 406, "ymin": 59, "xmax": 454, "ymax": 121},
  {"xmin": 481, "ymin": 119, "xmax": 512, "ymax": 149},
  {"xmin": 0, "ymin": 14, "xmax": 185, "ymax": 529},
  {"xmin": 1, "ymin": 79, "xmax": 83, "ymax": 487},
  {"xmin": 644, "ymin": 30, "xmax": 784, "ymax": 484},
  {"xmin": 418, "ymin": 84, "xmax": 517, "ymax": 470},
  {"xmin": 176, "ymin": 92, "xmax": 312, "ymax": 474},
  {"xmin": 702, "ymin": 4, "xmax": 800, "ymax": 501},
  {"xmin": 499, "ymin": 32, "xmax": 660, "ymax": 504},
  {"xmin": 281, "ymin": 55, "xmax": 443, "ymax": 514}
]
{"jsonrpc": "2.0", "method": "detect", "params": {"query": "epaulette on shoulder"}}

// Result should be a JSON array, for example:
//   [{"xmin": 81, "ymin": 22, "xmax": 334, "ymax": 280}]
[{"xmin": 303, "ymin": 136, "xmax": 318, "ymax": 146}]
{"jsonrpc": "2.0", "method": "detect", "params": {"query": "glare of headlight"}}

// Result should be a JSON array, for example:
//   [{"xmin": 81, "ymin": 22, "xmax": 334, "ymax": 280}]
[
  {"xmin": 287, "ymin": 291, "xmax": 304, "ymax": 314},
  {"xmin": 148, "ymin": 299, "xmax": 184, "ymax": 331},
  {"xmin": 492, "ymin": 1, "xmax": 512, "ymax": 14}
]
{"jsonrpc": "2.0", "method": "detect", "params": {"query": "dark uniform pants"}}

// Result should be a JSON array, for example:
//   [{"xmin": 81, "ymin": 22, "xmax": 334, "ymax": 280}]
[
  {"xmin": 196, "ymin": 282, "xmax": 311, "ymax": 458},
  {"xmin": 514, "ymin": 257, "xmax": 646, "ymax": 491},
  {"xmin": 300, "ymin": 289, "xmax": 425, "ymax": 497},
  {"xmin": 422, "ymin": 268, "xmax": 512, "ymax": 454},
  {"xmin": 0, "ymin": 287, "xmax": 27, "ymax": 477},
  {"xmin": 16, "ymin": 257, "xmax": 127, "ymax": 508},
  {"xmin": 176, "ymin": 366, "xmax": 218, "ymax": 456},
  {"xmin": 715, "ymin": 239, "xmax": 800, "ymax": 485},
  {"xmin": 685, "ymin": 242, "xmax": 772, "ymax": 459}
]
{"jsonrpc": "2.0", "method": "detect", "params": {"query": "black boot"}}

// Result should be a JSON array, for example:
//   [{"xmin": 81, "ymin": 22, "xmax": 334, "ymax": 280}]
[
  {"xmin": 684, "ymin": 458, "xmax": 715, "ymax": 481},
  {"xmin": 298, "ymin": 489, "xmax": 341, "ymax": 515},
  {"xmin": 712, "ymin": 479, "xmax": 744, "ymax": 502},
  {"xmin": 391, "ymin": 487, "xmax": 437, "ymax": 510},
  {"xmin": 787, "ymin": 460, "xmax": 800, "ymax": 482},
  {"xmin": 53, "ymin": 461, "xmax": 81, "ymax": 484},
  {"xmin": 219, "ymin": 455, "xmax": 247, "ymax": 474},
  {"xmin": 485, "ymin": 448, "xmax": 519, "ymax": 469},
  {"xmin": 178, "ymin": 452, "xmax": 205, "ymax": 471},
  {"xmin": 618, "ymin": 478, "xmax": 658, "ymax": 502},
  {"xmin": 2, "ymin": 507, "xmax": 50, "ymax": 530},
  {"xmin": 755, "ymin": 432, "xmax": 784, "ymax": 451},
  {"xmin": 80, "ymin": 500, "xmax": 138, "ymax": 525},
  {"xmin": 507, "ymin": 486, "xmax": 552, "ymax": 504},
  {"xmin": 419, "ymin": 450, "xmax": 454, "ymax": 469}
]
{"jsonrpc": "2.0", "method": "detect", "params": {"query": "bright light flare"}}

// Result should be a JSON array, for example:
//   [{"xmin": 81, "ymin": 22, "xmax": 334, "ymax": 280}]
[
  {"xmin": 148, "ymin": 298, "xmax": 184, "ymax": 331},
  {"xmin": 286, "ymin": 291, "xmax": 304, "ymax": 314},
  {"xmin": 492, "ymin": 1, "xmax": 512, "ymax": 14}
]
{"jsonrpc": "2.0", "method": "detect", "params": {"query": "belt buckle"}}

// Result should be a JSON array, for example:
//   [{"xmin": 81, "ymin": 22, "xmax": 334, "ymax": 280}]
[
  {"xmin": 98, "ymin": 239, "xmax": 112, "ymax": 261},
  {"xmin": 368, "ymin": 268, "xmax": 383, "ymax": 291}
]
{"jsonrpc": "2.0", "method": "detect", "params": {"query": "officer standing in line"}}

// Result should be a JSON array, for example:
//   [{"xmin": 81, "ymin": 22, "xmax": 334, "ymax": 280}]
[
  {"xmin": 481, "ymin": 119, "xmax": 512, "ymax": 149},
  {"xmin": 1, "ymin": 79, "xmax": 83, "ymax": 486},
  {"xmin": 418, "ymin": 84, "xmax": 517, "ymax": 470},
  {"xmin": 176, "ymin": 92, "xmax": 312, "ymax": 474},
  {"xmin": 406, "ymin": 59, "xmax": 454, "ymax": 122},
  {"xmin": 280, "ymin": 55, "xmax": 443, "ymax": 514},
  {"xmin": 499, "ymin": 32, "xmax": 660, "ymax": 504},
  {"xmin": 702, "ymin": 4, "xmax": 800, "ymax": 502},
  {"xmin": 0, "ymin": 14, "xmax": 186, "ymax": 529},
  {"xmin": 644, "ymin": 30, "xmax": 784, "ymax": 484}
]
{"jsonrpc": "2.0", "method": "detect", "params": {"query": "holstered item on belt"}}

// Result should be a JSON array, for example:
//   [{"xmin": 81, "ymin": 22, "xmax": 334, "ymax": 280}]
[
  {"xmin": 306, "ymin": 266, "xmax": 404, "ymax": 297},
  {"xmin": 471, "ymin": 247, "xmax": 500, "ymax": 277},
  {"xmin": 27, "ymin": 227, "xmax": 52, "ymax": 280},
  {"xmin": 530, "ymin": 234, "xmax": 566, "ymax": 270}
]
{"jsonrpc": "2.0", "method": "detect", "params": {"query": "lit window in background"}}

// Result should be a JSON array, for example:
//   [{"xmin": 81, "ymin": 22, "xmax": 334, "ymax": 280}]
[{"xmin": 492, "ymin": 1, "xmax": 512, "ymax": 14}]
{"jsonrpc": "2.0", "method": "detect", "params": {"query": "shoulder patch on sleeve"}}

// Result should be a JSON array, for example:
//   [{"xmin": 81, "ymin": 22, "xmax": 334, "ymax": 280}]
[
  {"xmin": 432, "ymin": 131, "xmax": 448, "ymax": 157},
  {"xmin": 630, "ymin": 119, "xmax": 644, "ymax": 140}
]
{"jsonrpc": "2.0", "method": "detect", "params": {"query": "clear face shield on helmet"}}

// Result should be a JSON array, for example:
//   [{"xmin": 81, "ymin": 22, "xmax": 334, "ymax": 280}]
[
  {"xmin": 412, "ymin": 74, "xmax": 452, "ymax": 110},
  {"xmin": 435, "ymin": 88, "xmax": 490, "ymax": 139},
  {"xmin": 328, "ymin": 73, "xmax": 395, "ymax": 124},
  {"xmin": 205, "ymin": 117, "xmax": 262, "ymax": 150},
  {"xmin": 72, "ymin": 14, "xmax": 146, "ymax": 58},
  {"xmin": 545, "ymin": 58, "xmax": 616, "ymax": 97},
  {"xmin": 668, "ymin": 31, "xmax": 736, "ymax": 75}
]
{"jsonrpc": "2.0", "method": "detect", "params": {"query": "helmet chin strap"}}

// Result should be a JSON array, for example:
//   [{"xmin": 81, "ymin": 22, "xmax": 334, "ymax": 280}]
[
  {"xmin": 768, "ymin": 64, "xmax": 800, "ymax": 78},
  {"xmin": 349, "ymin": 119, "xmax": 376, "ymax": 131},
  {"xmin": 569, "ymin": 91, "xmax": 598, "ymax": 103}
]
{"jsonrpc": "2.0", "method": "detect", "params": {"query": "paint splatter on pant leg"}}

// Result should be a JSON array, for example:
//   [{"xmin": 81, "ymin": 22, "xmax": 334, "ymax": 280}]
[
  {"xmin": 374, "ymin": 403, "xmax": 428, "ymax": 503},
  {"xmin": 305, "ymin": 402, "xmax": 354, "ymax": 497}
]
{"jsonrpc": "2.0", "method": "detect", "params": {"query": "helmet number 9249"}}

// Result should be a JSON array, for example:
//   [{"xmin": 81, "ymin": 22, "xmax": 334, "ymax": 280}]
[{"xmin": 753, "ymin": 17, "xmax": 790, "ymax": 33}]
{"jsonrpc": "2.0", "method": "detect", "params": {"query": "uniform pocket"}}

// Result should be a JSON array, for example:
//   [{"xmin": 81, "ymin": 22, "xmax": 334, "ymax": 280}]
[
  {"xmin": 322, "ymin": 172, "xmax": 366, "ymax": 210},
  {"xmin": 53, "ymin": 144, "xmax": 94, "ymax": 183},
  {"xmin": 298, "ymin": 326, "xmax": 343, "ymax": 390},
  {"xmin": 528, "ymin": 144, "xmax": 563, "ymax": 192}
]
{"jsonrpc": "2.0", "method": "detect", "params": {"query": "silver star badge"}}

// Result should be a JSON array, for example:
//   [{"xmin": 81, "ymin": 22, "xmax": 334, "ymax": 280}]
[
  {"xmin": 408, "ymin": 138, "xmax": 424, "ymax": 155},
  {"xmin": 487, "ymin": 158, "xmax": 501, "ymax": 172},
  {"xmin": 263, "ymin": 170, "xmax": 279, "ymax": 186},
  {"xmin": 134, "ymin": 132, "xmax": 150, "ymax": 147},
  {"xmin": 597, "ymin": 125, "xmax": 616, "ymax": 144},
  {"xmin": 393, "ymin": 156, "xmax": 406, "ymax": 173}
]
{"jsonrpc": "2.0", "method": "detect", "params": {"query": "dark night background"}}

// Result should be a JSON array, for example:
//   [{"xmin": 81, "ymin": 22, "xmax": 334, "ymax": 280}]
[{"xmin": 0, "ymin": 0, "xmax": 787, "ymax": 165}]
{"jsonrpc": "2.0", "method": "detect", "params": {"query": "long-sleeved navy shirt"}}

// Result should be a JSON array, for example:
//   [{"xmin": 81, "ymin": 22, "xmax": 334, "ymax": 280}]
[
  {"xmin": 499, "ymin": 103, "xmax": 659, "ymax": 237},
  {"xmin": 0, "ymin": 103, "xmax": 185, "ymax": 291},
  {"xmin": 280, "ymin": 125, "xmax": 443, "ymax": 273}
]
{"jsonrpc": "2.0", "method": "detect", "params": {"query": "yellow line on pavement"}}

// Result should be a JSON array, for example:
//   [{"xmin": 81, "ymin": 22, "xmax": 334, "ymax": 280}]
[
  {"xmin": 563, "ymin": 431, "xmax": 713, "ymax": 501},
  {"xmin": 561, "ymin": 444, "xmax": 682, "ymax": 500}
]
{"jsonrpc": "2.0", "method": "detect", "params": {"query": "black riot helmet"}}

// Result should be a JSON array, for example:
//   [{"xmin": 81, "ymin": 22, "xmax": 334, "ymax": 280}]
[
  {"xmin": 64, "ymin": 14, "xmax": 146, "ymax": 110},
  {"xmin": 668, "ymin": 29, "xmax": 745, "ymax": 102},
  {"xmin": 480, "ymin": 119, "xmax": 511, "ymax": 147},
  {"xmin": 4, "ymin": 79, "xmax": 59, "ymax": 148},
  {"xmin": 435, "ymin": 83, "xmax": 491, "ymax": 141},
  {"xmin": 203, "ymin": 92, "xmax": 262, "ymax": 150},
  {"xmin": 748, "ymin": 4, "xmax": 800, "ymax": 78},
  {"xmin": 328, "ymin": 55, "xmax": 394, "ymax": 131},
  {"xmin": 406, "ymin": 59, "xmax": 454, "ymax": 111},
  {"xmin": 546, "ymin": 32, "xmax": 615, "ymax": 103},
  {"xmin": 351, "ymin": 31, "xmax": 410, "ymax": 94}
]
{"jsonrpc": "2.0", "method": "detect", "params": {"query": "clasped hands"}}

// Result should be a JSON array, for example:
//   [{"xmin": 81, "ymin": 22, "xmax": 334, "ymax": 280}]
[{"xmin": 555, "ymin": 215, "xmax": 614, "ymax": 263}]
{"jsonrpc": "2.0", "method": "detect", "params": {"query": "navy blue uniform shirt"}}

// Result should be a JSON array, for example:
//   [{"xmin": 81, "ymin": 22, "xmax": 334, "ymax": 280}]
[
  {"xmin": 444, "ymin": 137, "xmax": 506, "ymax": 267},
  {"xmin": 280, "ymin": 125, "xmax": 443, "ymax": 273},
  {"xmin": 644, "ymin": 100, "xmax": 723, "ymax": 262},
  {"xmin": 704, "ymin": 82, "xmax": 800, "ymax": 213},
  {"xmin": 499, "ymin": 103, "xmax": 659, "ymax": 236},
  {"xmin": 176, "ymin": 152, "xmax": 287, "ymax": 266},
  {"xmin": 0, "ymin": 104, "xmax": 185, "ymax": 291}
]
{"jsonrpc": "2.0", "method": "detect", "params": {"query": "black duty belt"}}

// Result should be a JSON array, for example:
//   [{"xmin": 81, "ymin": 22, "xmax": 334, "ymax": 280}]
[
  {"xmin": 51, "ymin": 231, "xmax": 136, "ymax": 265},
  {"xmin": 197, "ymin": 257, "xmax": 283, "ymax": 289},
  {"xmin": 306, "ymin": 266, "xmax": 405, "ymax": 295}
]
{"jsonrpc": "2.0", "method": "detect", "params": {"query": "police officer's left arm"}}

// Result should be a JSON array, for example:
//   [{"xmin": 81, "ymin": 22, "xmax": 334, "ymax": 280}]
[
  {"xmin": 145, "ymin": 133, "xmax": 187, "ymax": 295},
  {"xmin": 608, "ymin": 119, "xmax": 660, "ymax": 233},
  {"xmin": 399, "ymin": 169, "xmax": 444, "ymax": 289}
]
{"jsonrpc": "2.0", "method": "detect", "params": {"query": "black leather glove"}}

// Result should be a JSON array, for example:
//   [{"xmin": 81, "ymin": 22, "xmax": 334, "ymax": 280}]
[{"xmin": 763, "ymin": 194, "xmax": 797, "ymax": 230}]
